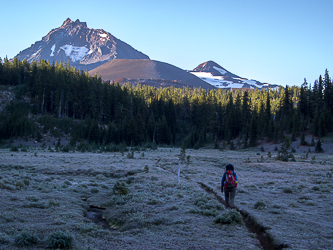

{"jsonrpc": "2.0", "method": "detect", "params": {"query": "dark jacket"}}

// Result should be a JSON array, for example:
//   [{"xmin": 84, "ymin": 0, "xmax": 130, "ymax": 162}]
[{"xmin": 221, "ymin": 171, "xmax": 238, "ymax": 192}]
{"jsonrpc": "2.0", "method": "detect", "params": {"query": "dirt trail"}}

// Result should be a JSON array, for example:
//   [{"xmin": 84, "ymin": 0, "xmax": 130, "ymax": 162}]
[
  {"xmin": 198, "ymin": 181, "xmax": 288, "ymax": 250},
  {"xmin": 155, "ymin": 160, "xmax": 287, "ymax": 250}
]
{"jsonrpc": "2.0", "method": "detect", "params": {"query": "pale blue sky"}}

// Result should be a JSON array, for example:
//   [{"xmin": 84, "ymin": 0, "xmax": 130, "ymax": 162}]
[{"xmin": 1, "ymin": 0, "xmax": 332, "ymax": 87}]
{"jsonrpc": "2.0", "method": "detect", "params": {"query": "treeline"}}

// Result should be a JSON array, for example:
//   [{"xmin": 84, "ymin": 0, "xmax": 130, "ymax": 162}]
[{"xmin": 0, "ymin": 57, "xmax": 332, "ymax": 148}]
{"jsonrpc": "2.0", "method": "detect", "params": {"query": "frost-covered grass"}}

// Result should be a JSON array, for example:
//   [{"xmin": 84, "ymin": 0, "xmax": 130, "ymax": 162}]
[
  {"xmin": 0, "ymin": 147, "xmax": 332, "ymax": 249},
  {"xmin": 186, "ymin": 148, "xmax": 333, "ymax": 249}
]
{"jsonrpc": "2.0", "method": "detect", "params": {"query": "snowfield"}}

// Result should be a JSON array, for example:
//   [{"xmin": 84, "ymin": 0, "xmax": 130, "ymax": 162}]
[
  {"xmin": 191, "ymin": 72, "xmax": 243, "ymax": 88},
  {"xmin": 60, "ymin": 44, "xmax": 89, "ymax": 62},
  {"xmin": 50, "ymin": 44, "xmax": 56, "ymax": 57},
  {"xmin": 99, "ymin": 33, "xmax": 108, "ymax": 38},
  {"xmin": 191, "ymin": 66, "xmax": 270, "ymax": 89},
  {"xmin": 213, "ymin": 66, "xmax": 227, "ymax": 75}
]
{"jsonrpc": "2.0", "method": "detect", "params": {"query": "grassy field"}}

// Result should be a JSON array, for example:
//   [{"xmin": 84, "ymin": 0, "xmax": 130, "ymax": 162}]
[{"xmin": 0, "ymin": 146, "xmax": 332, "ymax": 249}]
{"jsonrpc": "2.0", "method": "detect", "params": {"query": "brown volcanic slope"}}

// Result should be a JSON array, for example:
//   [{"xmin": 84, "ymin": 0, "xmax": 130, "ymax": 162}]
[{"xmin": 89, "ymin": 59, "xmax": 216, "ymax": 90}]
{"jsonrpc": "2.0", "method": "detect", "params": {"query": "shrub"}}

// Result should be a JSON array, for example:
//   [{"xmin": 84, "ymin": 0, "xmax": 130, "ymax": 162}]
[
  {"xmin": 15, "ymin": 180, "xmax": 25, "ymax": 189},
  {"xmin": 21, "ymin": 147, "xmax": 28, "ymax": 152},
  {"xmin": 63, "ymin": 180, "xmax": 71, "ymax": 186},
  {"xmin": 112, "ymin": 181, "xmax": 129, "ymax": 196},
  {"xmin": 267, "ymin": 151, "xmax": 272, "ymax": 158},
  {"xmin": 90, "ymin": 187, "xmax": 99, "ymax": 193},
  {"xmin": 214, "ymin": 209, "xmax": 243, "ymax": 224},
  {"xmin": 229, "ymin": 141, "xmax": 235, "ymax": 150},
  {"xmin": 254, "ymin": 200, "xmax": 267, "ymax": 209},
  {"xmin": 283, "ymin": 187, "xmax": 293, "ymax": 193},
  {"xmin": 315, "ymin": 140, "xmax": 324, "ymax": 153},
  {"xmin": 300, "ymin": 132, "xmax": 307, "ymax": 145},
  {"xmin": 14, "ymin": 231, "xmax": 38, "ymax": 247},
  {"xmin": 48, "ymin": 199, "xmax": 60, "ymax": 207},
  {"xmin": 10, "ymin": 145, "xmax": 19, "ymax": 152},
  {"xmin": 0, "ymin": 233, "xmax": 10, "ymax": 244},
  {"xmin": 46, "ymin": 231, "xmax": 73, "ymax": 249},
  {"xmin": 61, "ymin": 145, "xmax": 70, "ymax": 153}
]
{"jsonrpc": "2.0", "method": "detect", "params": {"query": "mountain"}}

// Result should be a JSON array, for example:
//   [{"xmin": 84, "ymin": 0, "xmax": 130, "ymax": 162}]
[
  {"xmin": 89, "ymin": 59, "xmax": 216, "ymax": 90},
  {"xmin": 190, "ymin": 61, "xmax": 278, "ymax": 89},
  {"xmin": 14, "ymin": 18, "xmax": 149, "ymax": 71}
]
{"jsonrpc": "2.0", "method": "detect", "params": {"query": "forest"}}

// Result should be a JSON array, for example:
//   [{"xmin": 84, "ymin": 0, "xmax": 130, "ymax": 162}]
[{"xmin": 0, "ymin": 57, "xmax": 332, "ymax": 149}]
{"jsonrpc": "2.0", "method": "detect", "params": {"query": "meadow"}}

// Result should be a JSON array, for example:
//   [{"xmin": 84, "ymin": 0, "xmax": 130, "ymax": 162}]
[{"xmin": 0, "ymin": 145, "xmax": 332, "ymax": 249}]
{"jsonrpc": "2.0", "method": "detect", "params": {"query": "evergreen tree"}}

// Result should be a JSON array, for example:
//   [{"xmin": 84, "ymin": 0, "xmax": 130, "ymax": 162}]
[
  {"xmin": 298, "ymin": 79, "xmax": 309, "ymax": 119},
  {"xmin": 300, "ymin": 132, "xmax": 307, "ymax": 146},
  {"xmin": 0, "ymin": 57, "xmax": 3, "ymax": 84},
  {"xmin": 249, "ymin": 108, "xmax": 258, "ymax": 147},
  {"xmin": 315, "ymin": 139, "xmax": 324, "ymax": 153},
  {"xmin": 264, "ymin": 90, "xmax": 271, "ymax": 136},
  {"xmin": 323, "ymin": 69, "xmax": 333, "ymax": 119}
]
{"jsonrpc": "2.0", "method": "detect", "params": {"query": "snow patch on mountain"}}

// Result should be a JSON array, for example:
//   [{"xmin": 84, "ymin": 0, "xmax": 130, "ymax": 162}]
[
  {"xmin": 50, "ymin": 44, "xmax": 56, "ymax": 57},
  {"xmin": 191, "ymin": 72, "xmax": 235, "ymax": 88},
  {"xmin": 191, "ymin": 71, "xmax": 268, "ymax": 89},
  {"xmin": 213, "ymin": 66, "xmax": 227, "ymax": 75},
  {"xmin": 60, "ymin": 45, "xmax": 89, "ymax": 62}
]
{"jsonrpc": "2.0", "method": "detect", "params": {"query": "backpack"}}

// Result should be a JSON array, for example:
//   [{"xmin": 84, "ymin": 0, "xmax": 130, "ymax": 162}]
[{"xmin": 224, "ymin": 170, "xmax": 235, "ymax": 188}]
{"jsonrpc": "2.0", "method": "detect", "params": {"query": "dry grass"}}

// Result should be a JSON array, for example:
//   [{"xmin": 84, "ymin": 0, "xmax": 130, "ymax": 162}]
[{"xmin": 0, "ymin": 146, "xmax": 332, "ymax": 249}]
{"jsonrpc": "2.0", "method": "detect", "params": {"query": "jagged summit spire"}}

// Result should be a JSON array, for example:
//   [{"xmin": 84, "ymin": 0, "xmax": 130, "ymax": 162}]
[
  {"xmin": 61, "ymin": 18, "xmax": 73, "ymax": 27},
  {"xmin": 61, "ymin": 18, "xmax": 87, "ymax": 28}
]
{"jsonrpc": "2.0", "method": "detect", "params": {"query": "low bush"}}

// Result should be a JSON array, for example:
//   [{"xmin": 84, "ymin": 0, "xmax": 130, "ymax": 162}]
[
  {"xmin": 214, "ymin": 209, "xmax": 243, "ymax": 224},
  {"xmin": 10, "ymin": 145, "xmax": 19, "ymax": 152},
  {"xmin": 0, "ymin": 232, "xmax": 10, "ymax": 244},
  {"xmin": 254, "ymin": 200, "xmax": 267, "ymax": 209},
  {"xmin": 14, "ymin": 231, "xmax": 38, "ymax": 247},
  {"xmin": 112, "ymin": 181, "xmax": 129, "ymax": 196},
  {"xmin": 90, "ymin": 187, "xmax": 99, "ymax": 193},
  {"xmin": 283, "ymin": 187, "xmax": 293, "ymax": 193},
  {"xmin": 46, "ymin": 231, "xmax": 73, "ymax": 249}
]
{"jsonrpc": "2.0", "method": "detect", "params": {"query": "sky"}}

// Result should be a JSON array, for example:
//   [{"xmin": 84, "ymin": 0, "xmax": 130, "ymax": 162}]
[{"xmin": 1, "ymin": 0, "xmax": 333, "ymax": 87}]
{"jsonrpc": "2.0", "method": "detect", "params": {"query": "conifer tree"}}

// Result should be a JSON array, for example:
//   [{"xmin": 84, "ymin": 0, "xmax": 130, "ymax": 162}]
[
  {"xmin": 300, "ymin": 132, "xmax": 307, "ymax": 146},
  {"xmin": 323, "ymin": 69, "xmax": 333, "ymax": 112},
  {"xmin": 249, "ymin": 108, "xmax": 258, "ymax": 147},
  {"xmin": 315, "ymin": 139, "xmax": 324, "ymax": 153},
  {"xmin": 298, "ymin": 79, "xmax": 309, "ymax": 119},
  {"xmin": 0, "ymin": 57, "xmax": 3, "ymax": 84}
]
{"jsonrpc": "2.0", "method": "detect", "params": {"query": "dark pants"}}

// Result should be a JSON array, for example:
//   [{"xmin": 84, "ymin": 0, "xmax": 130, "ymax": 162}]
[{"xmin": 224, "ymin": 187, "xmax": 236, "ymax": 208}]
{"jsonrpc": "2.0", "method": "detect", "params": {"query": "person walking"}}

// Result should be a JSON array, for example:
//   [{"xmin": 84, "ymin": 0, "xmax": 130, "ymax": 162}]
[{"xmin": 221, "ymin": 164, "xmax": 238, "ymax": 209}]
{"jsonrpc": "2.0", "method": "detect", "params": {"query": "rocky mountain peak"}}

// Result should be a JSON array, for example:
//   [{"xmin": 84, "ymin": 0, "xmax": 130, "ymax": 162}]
[
  {"xmin": 191, "ymin": 61, "xmax": 278, "ymax": 89},
  {"xmin": 61, "ymin": 18, "xmax": 73, "ymax": 27},
  {"xmin": 193, "ymin": 61, "xmax": 240, "ymax": 78},
  {"xmin": 14, "ymin": 19, "xmax": 149, "ymax": 71}
]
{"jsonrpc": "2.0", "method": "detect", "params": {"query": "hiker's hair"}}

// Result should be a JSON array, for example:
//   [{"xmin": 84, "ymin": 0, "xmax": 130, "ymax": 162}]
[{"xmin": 225, "ymin": 164, "xmax": 234, "ymax": 171}]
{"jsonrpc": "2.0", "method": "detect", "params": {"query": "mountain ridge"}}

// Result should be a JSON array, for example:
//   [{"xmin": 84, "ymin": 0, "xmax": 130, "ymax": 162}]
[
  {"xmin": 190, "ymin": 60, "xmax": 278, "ymax": 89},
  {"xmin": 14, "ymin": 18, "xmax": 149, "ymax": 71},
  {"xmin": 12, "ymin": 18, "xmax": 278, "ymax": 90}
]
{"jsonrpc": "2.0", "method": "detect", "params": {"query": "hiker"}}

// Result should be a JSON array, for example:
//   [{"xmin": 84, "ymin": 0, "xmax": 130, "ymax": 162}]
[{"xmin": 221, "ymin": 164, "xmax": 238, "ymax": 209}]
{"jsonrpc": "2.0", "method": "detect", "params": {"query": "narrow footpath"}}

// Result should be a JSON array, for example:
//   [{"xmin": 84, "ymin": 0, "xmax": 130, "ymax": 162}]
[{"xmin": 198, "ymin": 181, "xmax": 288, "ymax": 250}]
